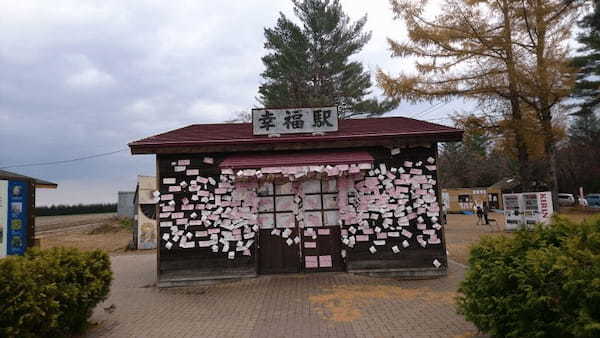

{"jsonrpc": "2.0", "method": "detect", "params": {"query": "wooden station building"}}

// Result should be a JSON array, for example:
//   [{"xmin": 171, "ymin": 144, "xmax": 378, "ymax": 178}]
[{"xmin": 129, "ymin": 108, "xmax": 463, "ymax": 287}]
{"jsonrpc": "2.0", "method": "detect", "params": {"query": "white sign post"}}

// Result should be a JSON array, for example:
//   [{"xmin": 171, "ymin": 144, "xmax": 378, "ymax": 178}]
[{"xmin": 252, "ymin": 107, "xmax": 339, "ymax": 135}]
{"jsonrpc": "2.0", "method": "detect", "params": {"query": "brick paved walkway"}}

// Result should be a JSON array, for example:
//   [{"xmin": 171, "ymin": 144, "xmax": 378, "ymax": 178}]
[{"xmin": 87, "ymin": 254, "xmax": 483, "ymax": 338}]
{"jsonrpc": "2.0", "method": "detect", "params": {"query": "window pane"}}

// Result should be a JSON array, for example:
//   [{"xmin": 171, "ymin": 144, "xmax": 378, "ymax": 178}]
[
  {"xmin": 323, "ymin": 179, "xmax": 337, "ymax": 193},
  {"xmin": 275, "ymin": 196, "xmax": 294, "ymax": 211},
  {"xmin": 257, "ymin": 183, "xmax": 274, "ymax": 196},
  {"xmin": 258, "ymin": 213, "xmax": 274, "ymax": 229},
  {"xmin": 324, "ymin": 211, "xmax": 339, "ymax": 226},
  {"xmin": 303, "ymin": 195, "xmax": 321, "ymax": 210},
  {"xmin": 302, "ymin": 180, "xmax": 321, "ymax": 194},
  {"xmin": 258, "ymin": 197, "xmax": 274, "ymax": 212},
  {"xmin": 276, "ymin": 213, "xmax": 295, "ymax": 228},
  {"xmin": 323, "ymin": 194, "xmax": 338, "ymax": 209},
  {"xmin": 304, "ymin": 211, "xmax": 323, "ymax": 227},
  {"xmin": 275, "ymin": 182, "xmax": 293, "ymax": 195}
]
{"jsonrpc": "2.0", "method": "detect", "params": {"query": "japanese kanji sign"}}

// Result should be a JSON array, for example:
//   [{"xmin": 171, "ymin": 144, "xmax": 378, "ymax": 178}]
[{"xmin": 252, "ymin": 107, "xmax": 339, "ymax": 135}]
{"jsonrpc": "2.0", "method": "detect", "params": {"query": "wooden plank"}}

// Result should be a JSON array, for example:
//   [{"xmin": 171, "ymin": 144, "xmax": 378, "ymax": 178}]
[{"xmin": 156, "ymin": 154, "xmax": 257, "ymax": 279}]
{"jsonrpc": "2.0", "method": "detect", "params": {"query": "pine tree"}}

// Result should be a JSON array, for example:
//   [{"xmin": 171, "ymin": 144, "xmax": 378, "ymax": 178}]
[
  {"xmin": 571, "ymin": 1, "xmax": 600, "ymax": 120},
  {"xmin": 258, "ymin": 0, "xmax": 397, "ymax": 118},
  {"xmin": 569, "ymin": 111, "xmax": 600, "ymax": 146}
]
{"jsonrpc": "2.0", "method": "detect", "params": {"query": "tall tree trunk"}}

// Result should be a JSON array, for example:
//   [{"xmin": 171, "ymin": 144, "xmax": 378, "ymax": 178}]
[
  {"xmin": 535, "ymin": 0, "xmax": 560, "ymax": 211},
  {"xmin": 502, "ymin": 0, "xmax": 532, "ymax": 191},
  {"xmin": 541, "ymin": 118, "xmax": 561, "ymax": 211}
]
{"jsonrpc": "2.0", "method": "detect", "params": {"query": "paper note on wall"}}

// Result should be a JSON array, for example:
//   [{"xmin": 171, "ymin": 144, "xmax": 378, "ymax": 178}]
[
  {"xmin": 317, "ymin": 228, "xmax": 330, "ymax": 235},
  {"xmin": 304, "ymin": 241, "xmax": 317, "ymax": 249},
  {"xmin": 319, "ymin": 255, "xmax": 332, "ymax": 268},
  {"xmin": 305, "ymin": 256, "xmax": 318, "ymax": 268}
]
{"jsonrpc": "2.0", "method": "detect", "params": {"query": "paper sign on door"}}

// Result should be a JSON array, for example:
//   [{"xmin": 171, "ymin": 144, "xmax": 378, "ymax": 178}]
[
  {"xmin": 305, "ymin": 256, "xmax": 318, "ymax": 268},
  {"xmin": 319, "ymin": 255, "xmax": 332, "ymax": 268}
]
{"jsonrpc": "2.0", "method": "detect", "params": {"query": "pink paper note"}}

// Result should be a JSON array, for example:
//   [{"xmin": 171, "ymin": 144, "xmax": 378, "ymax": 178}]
[
  {"xmin": 304, "ymin": 242, "xmax": 317, "ymax": 249},
  {"xmin": 317, "ymin": 228, "xmax": 330, "ymax": 235},
  {"xmin": 168, "ymin": 186, "xmax": 182, "ymax": 192},
  {"xmin": 356, "ymin": 235, "xmax": 369, "ymax": 242},
  {"xmin": 305, "ymin": 256, "xmax": 318, "ymax": 268},
  {"xmin": 319, "ymin": 255, "xmax": 332, "ymax": 268}
]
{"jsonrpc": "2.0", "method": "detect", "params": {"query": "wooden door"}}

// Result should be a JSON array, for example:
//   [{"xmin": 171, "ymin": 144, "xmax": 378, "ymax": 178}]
[
  {"xmin": 300, "ymin": 179, "xmax": 344, "ymax": 272},
  {"xmin": 257, "ymin": 181, "xmax": 300, "ymax": 274}
]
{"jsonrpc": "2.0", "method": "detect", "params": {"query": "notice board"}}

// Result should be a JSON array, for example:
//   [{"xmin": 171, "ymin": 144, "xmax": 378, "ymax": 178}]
[{"xmin": 0, "ymin": 180, "xmax": 29, "ymax": 257}]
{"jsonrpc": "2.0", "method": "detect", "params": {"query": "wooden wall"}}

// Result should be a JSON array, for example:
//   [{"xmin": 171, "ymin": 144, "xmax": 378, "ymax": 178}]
[
  {"xmin": 157, "ymin": 153, "xmax": 257, "ymax": 280},
  {"xmin": 156, "ymin": 143, "xmax": 447, "ymax": 281},
  {"xmin": 343, "ymin": 146, "xmax": 447, "ymax": 273}
]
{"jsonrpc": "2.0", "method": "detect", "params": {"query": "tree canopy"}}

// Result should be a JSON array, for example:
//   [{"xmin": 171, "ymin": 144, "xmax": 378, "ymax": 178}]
[{"xmin": 378, "ymin": 0, "xmax": 583, "ymax": 204}]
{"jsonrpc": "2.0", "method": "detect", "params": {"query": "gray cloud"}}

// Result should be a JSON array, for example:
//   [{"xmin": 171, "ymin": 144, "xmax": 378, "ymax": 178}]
[{"xmin": 0, "ymin": 0, "xmax": 469, "ymax": 206}]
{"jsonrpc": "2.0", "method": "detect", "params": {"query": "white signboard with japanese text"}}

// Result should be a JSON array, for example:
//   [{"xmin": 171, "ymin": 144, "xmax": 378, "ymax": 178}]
[{"xmin": 252, "ymin": 107, "xmax": 339, "ymax": 135}]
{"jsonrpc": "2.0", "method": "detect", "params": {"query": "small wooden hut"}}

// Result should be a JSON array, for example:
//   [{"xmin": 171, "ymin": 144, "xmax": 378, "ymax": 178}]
[{"xmin": 129, "ymin": 109, "xmax": 463, "ymax": 287}]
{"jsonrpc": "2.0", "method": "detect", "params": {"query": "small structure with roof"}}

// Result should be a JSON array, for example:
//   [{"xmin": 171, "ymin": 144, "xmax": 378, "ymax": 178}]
[
  {"xmin": 129, "ymin": 109, "xmax": 463, "ymax": 287},
  {"xmin": 441, "ymin": 187, "xmax": 503, "ymax": 213},
  {"xmin": 0, "ymin": 170, "xmax": 57, "ymax": 258}
]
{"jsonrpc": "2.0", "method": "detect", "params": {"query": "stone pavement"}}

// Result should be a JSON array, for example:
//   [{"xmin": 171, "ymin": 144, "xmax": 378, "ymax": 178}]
[{"xmin": 87, "ymin": 254, "xmax": 483, "ymax": 338}]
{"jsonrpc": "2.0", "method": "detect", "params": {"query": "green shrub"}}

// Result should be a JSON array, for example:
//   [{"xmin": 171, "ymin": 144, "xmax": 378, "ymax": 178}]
[
  {"xmin": 457, "ymin": 216, "xmax": 600, "ymax": 338},
  {"xmin": 0, "ymin": 248, "xmax": 112, "ymax": 337},
  {"xmin": 119, "ymin": 217, "xmax": 133, "ymax": 231}
]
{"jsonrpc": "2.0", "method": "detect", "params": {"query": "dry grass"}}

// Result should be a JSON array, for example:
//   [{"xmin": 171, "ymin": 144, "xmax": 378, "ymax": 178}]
[
  {"xmin": 36, "ymin": 212, "xmax": 116, "ymax": 232},
  {"xmin": 40, "ymin": 230, "xmax": 132, "ymax": 253},
  {"xmin": 38, "ymin": 216, "xmax": 133, "ymax": 253},
  {"xmin": 309, "ymin": 284, "xmax": 457, "ymax": 322},
  {"xmin": 557, "ymin": 207, "xmax": 600, "ymax": 223}
]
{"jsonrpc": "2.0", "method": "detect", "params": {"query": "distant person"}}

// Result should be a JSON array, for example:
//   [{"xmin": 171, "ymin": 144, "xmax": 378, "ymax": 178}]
[
  {"xmin": 476, "ymin": 205, "xmax": 483, "ymax": 225},
  {"xmin": 483, "ymin": 201, "xmax": 490, "ymax": 225}
]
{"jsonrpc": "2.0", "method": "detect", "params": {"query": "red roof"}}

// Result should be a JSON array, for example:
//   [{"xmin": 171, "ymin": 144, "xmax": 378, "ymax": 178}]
[
  {"xmin": 219, "ymin": 150, "xmax": 374, "ymax": 169},
  {"xmin": 129, "ymin": 116, "xmax": 462, "ymax": 153}
]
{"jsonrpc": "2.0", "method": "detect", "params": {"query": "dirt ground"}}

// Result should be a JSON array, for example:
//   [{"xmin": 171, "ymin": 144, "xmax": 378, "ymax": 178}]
[
  {"xmin": 444, "ymin": 213, "xmax": 512, "ymax": 265},
  {"xmin": 444, "ymin": 209, "xmax": 600, "ymax": 265},
  {"xmin": 34, "ymin": 209, "xmax": 599, "ymax": 262},
  {"xmin": 36, "ymin": 214, "xmax": 133, "ymax": 254},
  {"xmin": 36, "ymin": 212, "xmax": 116, "ymax": 232}
]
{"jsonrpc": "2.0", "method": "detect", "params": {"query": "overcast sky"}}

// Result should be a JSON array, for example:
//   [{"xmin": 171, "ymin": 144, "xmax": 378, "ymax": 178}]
[{"xmin": 0, "ymin": 0, "xmax": 471, "ymax": 206}]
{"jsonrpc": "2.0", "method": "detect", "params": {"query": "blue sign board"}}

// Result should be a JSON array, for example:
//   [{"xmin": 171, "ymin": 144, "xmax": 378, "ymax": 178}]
[{"xmin": 6, "ymin": 180, "xmax": 28, "ymax": 255}]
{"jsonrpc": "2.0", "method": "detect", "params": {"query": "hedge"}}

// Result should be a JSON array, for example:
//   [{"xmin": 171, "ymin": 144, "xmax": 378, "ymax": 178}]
[
  {"xmin": 457, "ymin": 216, "xmax": 600, "ymax": 338},
  {"xmin": 0, "ymin": 248, "xmax": 112, "ymax": 337}
]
